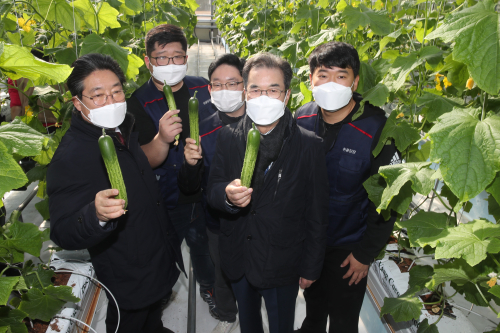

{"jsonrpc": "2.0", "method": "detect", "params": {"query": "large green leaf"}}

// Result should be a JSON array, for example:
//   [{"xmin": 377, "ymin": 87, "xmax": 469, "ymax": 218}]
[
  {"xmin": 426, "ymin": 0, "xmax": 500, "ymax": 95},
  {"xmin": 80, "ymin": 34, "xmax": 129, "ymax": 75},
  {"xmin": 489, "ymin": 285, "xmax": 500, "ymax": 302},
  {"xmin": 19, "ymin": 285, "xmax": 79, "ymax": 322},
  {"xmin": 417, "ymin": 319, "xmax": 439, "ymax": 333},
  {"xmin": 431, "ymin": 258, "xmax": 480, "ymax": 286},
  {"xmin": 24, "ymin": 265, "xmax": 54, "ymax": 290},
  {"xmin": 74, "ymin": 0, "xmax": 121, "ymax": 34},
  {"xmin": 377, "ymin": 162, "xmax": 434, "ymax": 212},
  {"xmin": 0, "ymin": 277, "xmax": 19, "ymax": 305},
  {"xmin": 416, "ymin": 92, "xmax": 463, "ymax": 123},
  {"xmin": 296, "ymin": 5, "xmax": 321, "ymax": 33},
  {"xmin": 278, "ymin": 38, "xmax": 300, "ymax": 66},
  {"xmin": 357, "ymin": 61, "xmax": 378, "ymax": 95},
  {"xmin": 0, "ymin": 43, "xmax": 72, "ymax": 84},
  {"xmin": 0, "ymin": 119, "xmax": 45, "ymax": 157},
  {"xmin": 428, "ymin": 108, "xmax": 500, "ymax": 204},
  {"xmin": 387, "ymin": 46, "xmax": 443, "ymax": 91},
  {"xmin": 343, "ymin": 4, "xmax": 391, "ymax": 36},
  {"xmin": 408, "ymin": 265, "xmax": 434, "ymax": 293},
  {"xmin": 434, "ymin": 219, "xmax": 500, "ymax": 266},
  {"xmin": 398, "ymin": 211, "xmax": 448, "ymax": 247},
  {"xmin": 36, "ymin": 0, "xmax": 81, "ymax": 31},
  {"xmin": 487, "ymin": 173, "xmax": 500, "ymax": 205},
  {"xmin": 0, "ymin": 221, "xmax": 45, "ymax": 258},
  {"xmin": 362, "ymin": 83, "xmax": 389, "ymax": 107},
  {"xmin": 380, "ymin": 293, "xmax": 422, "ymax": 322},
  {"xmin": 373, "ymin": 111, "xmax": 421, "ymax": 157},
  {"xmin": 0, "ymin": 142, "xmax": 27, "ymax": 209},
  {"xmin": 0, "ymin": 308, "xmax": 28, "ymax": 333},
  {"xmin": 160, "ymin": 2, "xmax": 191, "ymax": 28}
]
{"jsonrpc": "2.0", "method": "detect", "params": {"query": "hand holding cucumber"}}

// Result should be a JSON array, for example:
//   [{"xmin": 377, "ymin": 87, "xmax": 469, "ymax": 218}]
[
  {"xmin": 225, "ymin": 179, "xmax": 253, "ymax": 208},
  {"xmin": 184, "ymin": 137, "xmax": 202, "ymax": 166},
  {"xmin": 157, "ymin": 109, "xmax": 182, "ymax": 144},
  {"xmin": 95, "ymin": 189, "xmax": 126, "ymax": 222}
]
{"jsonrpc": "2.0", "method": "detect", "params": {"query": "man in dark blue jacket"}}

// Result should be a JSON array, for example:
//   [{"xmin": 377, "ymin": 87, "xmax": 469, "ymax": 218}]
[
  {"xmin": 179, "ymin": 54, "xmax": 246, "ymax": 333},
  {"xmin": 294, "ymin": 42, "xmax": 400, "ymax": 333},
  {"xmin": 126, "ymin": 24, "xmax": 217, "ymax": 318},
  {"xmin": 48, "ymin": 54, "xmax": 184, "ymax": 333}
]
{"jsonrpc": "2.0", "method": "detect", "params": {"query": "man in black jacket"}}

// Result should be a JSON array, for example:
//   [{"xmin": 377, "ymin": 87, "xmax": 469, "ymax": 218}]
[
  {"xmin": 47, "ymin": 54, "xmax": 183, "ymax": 333},
  {"xmin": 294, "ymin": 42, "xmax": 400, "ymax": 333},
  {"xmin": 207, "ymin": 53, "xmax": 329, "ymax": 333}
]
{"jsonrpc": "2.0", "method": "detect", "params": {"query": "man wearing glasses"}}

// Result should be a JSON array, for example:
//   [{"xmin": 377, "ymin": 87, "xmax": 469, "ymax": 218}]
[
  {"xmin": 127, "ymin": 24, "xmax": 217, "ymax": 318},
  {"xmin": 48, "ymin": 54, "xmax": 183, "ymax": 333},
  {"xmin": 179, "ymin": 54, "xmax": 246, "ymax": 333},
  {"xmin": 206, "ymin": 53, "xmax": 329, "ymax": 333}
]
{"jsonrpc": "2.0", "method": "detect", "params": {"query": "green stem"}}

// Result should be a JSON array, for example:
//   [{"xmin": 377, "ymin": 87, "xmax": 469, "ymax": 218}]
[
  {"xmin": 421, "ymin": 1, "xmax": 428, "ymax": 48},
  {"xmin": 0, "ymin": 265, "xmax": 11, "ymax": 276},
  {"xmin": 481, "ymin": 92, "xmax": 488, "ymax": 121},
  {"xmin": 489, "ymin": 253, "xmax": 500, "ymax": 271},
  {"xmin": 432, "ymin": 188, "xmax": 453, "ymax": 211},
  {"xmin": 410, "ymin": 195, "xmax": 429, "ymax": 216},
  {"xmin": 433, "ymin": 299, "xmax": 446, "ymax": 325},
  {"xmin": 476, "ymin": 283, "xmax": 499, "ymax": 315},
  {"xmin": 34, "ymin": 271, "xmax": 45, "ymax": 289}
]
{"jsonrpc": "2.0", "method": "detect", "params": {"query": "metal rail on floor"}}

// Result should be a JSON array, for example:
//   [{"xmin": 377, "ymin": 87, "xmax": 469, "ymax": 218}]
[{"xmin": 187, "ymin": 259, "xmax": 196, "ymax": 333}]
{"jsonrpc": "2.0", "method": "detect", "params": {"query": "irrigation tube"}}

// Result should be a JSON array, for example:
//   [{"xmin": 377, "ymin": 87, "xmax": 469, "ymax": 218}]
[{"xmin": 187, "ymin": 259, "xmax": 196, "ymax": 333}]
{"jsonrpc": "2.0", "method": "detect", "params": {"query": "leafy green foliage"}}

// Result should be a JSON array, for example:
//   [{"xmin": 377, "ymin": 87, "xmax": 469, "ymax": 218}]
[
  {"xmin": 431, "ymin": 258, "xmax": 480, "ymax": 286},
  {"xmin": 426, "ymin": 0, "xmax": 500, "ymax": 95},
  {"xmin": 0, "ymin": 308, "xmax": 28, "ymax": 333},
  {"xmin": 428, "ymin": 108, "xmax": 500, "ymax": 204},
  {"xmin": 417, "ymin": 319, "xmax": 439, "ymax": 333},
  {"xmin": 343, "ymin": 4, "xmax": 391, "ymax": 35},
  {"xmin": 373, "ymin": 111, "xmax": 421, "ymax": 157},
  {"xmin": 19, "ymin": 286, "xmax": 80, "ymax": 322},
  {"xmin": 0, "ymin": 277, "xmax": 19, "ymax": 306},
  {"xmin": 398, "ymin": 211, "xmax": 448, "ymax": 247},
  {"xmin": 434, "ymin": 219, "xmax": 500, "ymax": 266},
  {"xmin": 380, "ymin": 292, "xmax": 422, "ymax": 322},
  {"xmin": 408, "ymin": 265, "xmax": 434, "ymax": 293}
]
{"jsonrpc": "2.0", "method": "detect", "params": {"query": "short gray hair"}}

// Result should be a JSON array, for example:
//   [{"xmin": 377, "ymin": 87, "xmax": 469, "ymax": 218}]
[{"xmin": 242, "ymin": 53, "xmax": 293, "ymax": 90}]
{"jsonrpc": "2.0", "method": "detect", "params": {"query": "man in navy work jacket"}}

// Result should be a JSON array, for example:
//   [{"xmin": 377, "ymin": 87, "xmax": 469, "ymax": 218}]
[
  {"xmin": 126, "ymin": 24, "xmax": 217, "ymax": 317},
  {"xmin": 207, "ymin": 52, "xmax": 329, "ymax": 333},
  {"xmin": 294, "ymin": 42, "xmax": 401, "ymax": 333},
  {"xmin": 178, "ymin": 54, "xmax": 246, "ymax": 333},
  {"xmin": 47, "ymin": 54, "xmax": 184, "ymax": 333}
]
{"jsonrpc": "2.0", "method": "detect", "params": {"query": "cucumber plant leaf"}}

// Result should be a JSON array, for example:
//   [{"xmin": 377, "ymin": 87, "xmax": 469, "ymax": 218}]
[
  {"xmin": 80, "ymin": 34, "xmax": 129, "ymax": 76},
  {"xmin": 377, "ymin": 162, "xmax": 434, "ymax": 213},
  {"xmin": 408, "ymin": 265, "xmax": 434, "ymax": 292},
  {"xmin": 428, "ymin": 108, "xmax": 500, "ymax": 205},
  {"xmin": 0, "ymin": 142, "xmax": 27, "ymax": 209},
  {"xmin": 36, "ymin": 0, "xmax": 81, "ymax": 31},
  {"xmin": 426, "ymin": 0, "xmax": 500, "ymax": 95},
  {"xmin": 0, "ymin": 221, "xmax": 45, "ymax": 259},
  {"xmin": 19, "ymin": 286, "xmax": 79, "ymax": 322},
  {"xmin": 416, "ymin": 92, "xmax": 463, "ymax": 122},
  {"xmin": 434, "ymin": 219, "xmax": 500, "ymax": 266},
  {"xmin": 0, "ymin": 119, "xmax": 45, "ymax": 157},
  {"xmin": 373, "ymin": 111, "xmax": 421, "ymax": 157},
  {"xmin": 0, "ymin": 277, "xmax": 19, "ymax": 306},
  {"xmin": 73, "ymin": 0, "xmax": 121, "ymax": 34},
  {"xmin": 417, "ymin": 319, "xmax": 439, "ymax": 333},
  {"xmin": 0, "ymin": 307, "xmax": 28, "ymax": 333},
  {"xmin": 431, "ymin": 258, "xmax": 480, "ymax": 287},
  {"xmin": 362, "ymin": 82, "xmax": 389, "ymax": 107},
  {"xmin": 380, "ymin": 292, "xmax": 422, "ymax": 322},
  {"xmin": 0, "ymin": 43, "xmax": 72, "ymax": 84},
  {"xmin": 343, "ymin": 4, "xmax": 391, "ymax": 36},
  {"xmin": 486, "ymin": 173, "xmax": 500, "ymax": 205},
  {"xmin": 398, "ymin": 211, "xmax": 448, "ymax": 247}
]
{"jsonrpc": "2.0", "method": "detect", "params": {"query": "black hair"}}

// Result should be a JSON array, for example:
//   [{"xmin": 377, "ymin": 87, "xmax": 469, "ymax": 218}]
[
  {"xmin": 208, "ymin": 54, "xmax": 246, "ymax": 81},
  {"xmin": 308, "ymin": 42, "xmax": 360, "ymax": 77},
  {"xmin": 145, "ymin": 24, "xmax": 187, "ymax": 57},
  {"xmin": 67, "ymin": 53, "xmax": 126, "ymax": 99},
  {"xmin": 242, "ymin": 52, "xmax": 292, "ymax": 90}
]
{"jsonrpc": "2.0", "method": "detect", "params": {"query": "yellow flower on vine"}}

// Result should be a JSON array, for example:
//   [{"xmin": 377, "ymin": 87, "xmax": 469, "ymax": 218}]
[
  {"xmin": 396, "ymin": 112, "xmax": 404, "ymax": 119},
  {"xmin": 443, "ymin": 77, "xmax": 452, "ymax": 88},
  {"xmin": 488, "ymin": 277, "xmax": 497, "ymax": 288},
  {"xmin": 435, "ymin": 82, "xmax": 442, "ymax": 91},
  {"xmin": 25, "ymin": 106, "xmax": 33, "ymax": 117},
  {"xmin": 67, "ymin": 42, "xmax": 73, "ymax": 48},
  {"xmin": 466, "ymin": 77, "xmax": 474, "ymax": 90},
  {"xmin": 18, "ymin": 18, "xmax": 35, "ymax": 33}
]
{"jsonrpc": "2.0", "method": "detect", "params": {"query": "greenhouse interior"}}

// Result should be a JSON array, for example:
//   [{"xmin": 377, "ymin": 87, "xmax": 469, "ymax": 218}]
[{"xmin": 1, "ymin": 0, "xmax": 500, "ymax": 332}]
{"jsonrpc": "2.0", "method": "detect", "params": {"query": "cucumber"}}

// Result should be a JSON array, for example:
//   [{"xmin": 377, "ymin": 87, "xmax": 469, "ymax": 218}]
[
  {"xmin": 240, "ymin": 123, "xmax": 260, "ymax": 188},
  {"xmin": 99, "ymin": 129, "xmax": 128, "ymax": 209},
  {"xmin": 163, "ymin": 81, "xmax": 180, "ymax": 142},
  {"xmin": 189, "ymin": 91, "xmax": 199, "ymax": 145}
]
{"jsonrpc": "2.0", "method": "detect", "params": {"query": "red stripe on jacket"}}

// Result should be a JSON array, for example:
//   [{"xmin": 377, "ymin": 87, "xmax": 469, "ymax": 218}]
[
  {"xmin": 144, "ymin": 97, "xmax": 164, "ymax": 108},
  {"xmin": 296, "ymin": 114, "xmax": 318, "ymax": 119},
  {"xmin": 201, "ymin": 126, "xmax": 223, "ymax": 138},
  {"xmin": 189, "ymin": 84, "xmax": 209, "ymax": 90},
  {"xmin": 348, "ymin": 122, "xmax": 372, "ymax": 139}
]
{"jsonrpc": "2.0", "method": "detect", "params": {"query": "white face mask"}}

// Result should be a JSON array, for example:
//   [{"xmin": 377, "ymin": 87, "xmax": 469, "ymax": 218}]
[
  {"xmin": 77, "ymin": 98, "xmax": 127, "ymax": 129},
  {"xmin": 312, "ymin": 81, "xmax": 354, "ymax": 112},
  {"xmin": 211, "ymin": 90, "xmax": 245, "ymax": 113},
  {"xmin": 150, "ymin": 64, "xmax": 187, "ymax": 86},
  {"xmin": 246, "ymin": 92, "xmax": 288, "ymax": 126}
]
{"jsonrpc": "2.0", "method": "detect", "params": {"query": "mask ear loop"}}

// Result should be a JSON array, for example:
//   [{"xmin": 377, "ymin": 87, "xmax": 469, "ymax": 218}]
[{"xmin": 75, "ymin": 97, "xmax": 93, "ymax": 123}]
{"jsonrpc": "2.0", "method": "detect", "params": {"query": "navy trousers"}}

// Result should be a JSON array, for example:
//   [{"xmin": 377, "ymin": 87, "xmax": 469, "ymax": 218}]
[{"xmin": 231, "ymin": 275, "xmax": 299, "ymax": 333}]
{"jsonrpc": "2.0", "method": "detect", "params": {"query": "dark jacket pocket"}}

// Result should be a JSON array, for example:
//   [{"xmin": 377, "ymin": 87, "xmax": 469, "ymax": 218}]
[
  {"xmin": 265, "ymin": 232, "xmax": 306, "ymax": 279},
  {"xmin": 335, "ymin": 155, "xmax": 366, "ymax": 195}
]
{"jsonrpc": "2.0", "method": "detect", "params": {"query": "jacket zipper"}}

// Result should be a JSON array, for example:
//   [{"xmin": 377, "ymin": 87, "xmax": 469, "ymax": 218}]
[{"xmin": 273, "ymin": 169, "xmax": 283, "ymax": 201}]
